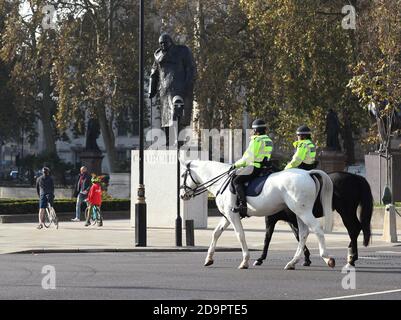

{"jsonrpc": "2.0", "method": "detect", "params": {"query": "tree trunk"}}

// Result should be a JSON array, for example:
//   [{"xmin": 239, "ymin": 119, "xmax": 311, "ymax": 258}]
[
  {"xmin": 93, "ymin": 5, "xmax": 117, "ymax": 173},
  {"xmin": 40, "ymin": 72, "xmax": 57, "ymax": 154},
  {"xmin": 97, "ymin": 103, "xmax": 117, "ymax": 172}
]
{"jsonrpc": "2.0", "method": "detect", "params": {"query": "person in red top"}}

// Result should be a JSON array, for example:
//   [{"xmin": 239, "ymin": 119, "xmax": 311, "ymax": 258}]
[{"xmin": 85, "ymin": 176, "xmax": 103, "ymax": 227}]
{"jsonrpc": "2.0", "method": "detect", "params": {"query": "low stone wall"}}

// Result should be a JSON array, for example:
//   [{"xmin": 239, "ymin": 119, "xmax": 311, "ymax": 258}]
[
  {"xmin": 332, "ymin": 207, "xmax": 401, "ymax": 231},
  {"xmin": 0, "ymin": 187, "xmax": 73, "ymax": 199},
  {"xmin": 0, "ymin": 174, "xmax": 131, "ymax": 200},
  {"xmin": 0, "ymin": 210, "xmax": 129, "ymax": 223}
]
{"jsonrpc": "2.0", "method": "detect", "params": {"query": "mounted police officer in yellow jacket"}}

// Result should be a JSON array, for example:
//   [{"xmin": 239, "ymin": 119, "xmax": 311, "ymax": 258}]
[
  {"xmin": 231, "ymin": 119, "xmax": 273, "ymax": 217},
  {"xmin": 285, "ymin": 125, "xmax": 317, "ymax": 171}
]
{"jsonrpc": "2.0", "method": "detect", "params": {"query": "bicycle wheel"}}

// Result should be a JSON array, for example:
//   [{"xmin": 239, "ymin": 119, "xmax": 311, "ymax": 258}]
[
  {"xmin": 84, "ymin": 207, "xmax": 93, "ymax": 225},
  {"xmin": 43, "ymin": 208, "xmax": 51, "ymax": 228},
  {"xmin": 50, "ymin": 207, "xmax": 58, "ymax": 229},
  {"xmin": 91, "ymin": 207, "xmax": 98, "ymax": 226}
]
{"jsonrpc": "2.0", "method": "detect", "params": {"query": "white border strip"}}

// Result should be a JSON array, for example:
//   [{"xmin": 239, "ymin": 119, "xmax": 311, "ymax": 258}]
[{"xmin": 319, "ymin": 288, "xmax": 401, "ymax": 300}]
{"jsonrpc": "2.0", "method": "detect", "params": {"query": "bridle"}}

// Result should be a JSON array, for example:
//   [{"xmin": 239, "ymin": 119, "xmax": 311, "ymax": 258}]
[{"xmin": 180, "ymin": 161, "xmax": 232, "ymax": 199}]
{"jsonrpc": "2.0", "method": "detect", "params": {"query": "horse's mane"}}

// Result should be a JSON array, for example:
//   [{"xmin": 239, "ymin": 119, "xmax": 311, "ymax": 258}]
[{"xmin": 192, "ymin": 159, "xmax": 229, "ymax": 168}]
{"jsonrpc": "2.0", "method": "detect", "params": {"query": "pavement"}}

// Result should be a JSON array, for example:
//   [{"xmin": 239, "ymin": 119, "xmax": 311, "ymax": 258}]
[{"xmin": 0, "ymin": 216, "xmax": 400, "ymax": 255}]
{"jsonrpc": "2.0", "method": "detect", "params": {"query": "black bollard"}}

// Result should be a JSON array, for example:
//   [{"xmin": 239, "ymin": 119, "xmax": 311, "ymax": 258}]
[{"xmin": 186, "ymin": 219, "xmax": 195, "ymax": 247}]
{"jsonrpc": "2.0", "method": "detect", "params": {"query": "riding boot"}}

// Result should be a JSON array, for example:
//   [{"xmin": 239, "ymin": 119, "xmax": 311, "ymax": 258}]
[{"xmin": 232, "ymin": 184, "xmax": 248, "ymax": 218}]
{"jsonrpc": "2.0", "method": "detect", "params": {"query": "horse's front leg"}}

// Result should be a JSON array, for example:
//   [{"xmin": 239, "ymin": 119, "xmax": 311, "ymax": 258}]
[
  {"xmin": 205, "ymin": 217, "xmax": 230, "ymax": 267},
  {"xmin": 228, "ymin": 211, "xmax": 250, "ymax": 269}
]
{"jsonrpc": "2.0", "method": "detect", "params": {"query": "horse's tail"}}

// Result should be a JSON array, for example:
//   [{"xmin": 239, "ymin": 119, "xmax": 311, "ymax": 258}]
[
  {"xmin": 309, "ymin": 170, "xmax": 334, "ymax": 232},
  {"xmin": 359, "ymin": 176, "xmax": 373, "ymax": 246}
]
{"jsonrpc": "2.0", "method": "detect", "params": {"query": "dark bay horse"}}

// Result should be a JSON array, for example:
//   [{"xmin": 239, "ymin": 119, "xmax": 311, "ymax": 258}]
[{"xmin": 254, "ymin": 171, "xmax": 373, "ymax": 267}]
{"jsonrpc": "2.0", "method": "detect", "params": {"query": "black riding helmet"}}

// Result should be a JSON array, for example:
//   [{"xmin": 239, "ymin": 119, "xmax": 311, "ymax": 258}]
[
  {"xmin": 296, "ymin": 125, "xmax": 312, "ymax": 139},
  {"xmin": 252, "ymin": 119, "xmax": 267, "ymax": 134},
  {"xmin": 296, "ymin": 125, "xmax": 311, "ymax": 135}
]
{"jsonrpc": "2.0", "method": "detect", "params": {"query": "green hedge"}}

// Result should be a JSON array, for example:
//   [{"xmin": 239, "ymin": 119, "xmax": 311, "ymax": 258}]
[{"xmin": 0, "ymin": 199, "xmax": 130, "ymax": 215}]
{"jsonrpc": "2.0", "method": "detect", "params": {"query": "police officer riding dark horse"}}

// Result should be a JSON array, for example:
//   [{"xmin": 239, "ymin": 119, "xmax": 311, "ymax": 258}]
[
  {"xmin": 253, "ymin": 126, "xmax": 373, "ymax": 268},
  {"xmin": 285, "ymin": 125, "xmax": 318, "ymax": 171},
  {"xmin": 231, "ymin": 119, "xmax": 273, "ymax": 218}
]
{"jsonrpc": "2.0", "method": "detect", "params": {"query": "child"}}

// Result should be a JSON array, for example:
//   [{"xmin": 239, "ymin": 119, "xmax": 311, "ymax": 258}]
[{"xmin": 85, "ymin": 176, "xmax": 103, "ymax": 227}]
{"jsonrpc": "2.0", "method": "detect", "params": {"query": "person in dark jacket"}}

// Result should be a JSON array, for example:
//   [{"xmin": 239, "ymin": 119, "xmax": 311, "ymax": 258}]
[
  {"xmin": 72, "ymin": 166, "xmax": 91, "ymax": 222},
  {"xmin": 36, "ymin": 167, "xmax": 54, "ymax": 229}
]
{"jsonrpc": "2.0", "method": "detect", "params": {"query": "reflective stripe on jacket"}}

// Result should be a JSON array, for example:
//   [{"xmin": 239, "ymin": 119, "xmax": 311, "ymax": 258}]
[
  {"xmin": 234, "ymin": 135, "xmax": 273, "ymax": 169},
  {"xmin": 285, "ymin": 139, "xmax": 316, "ymax": 169}
]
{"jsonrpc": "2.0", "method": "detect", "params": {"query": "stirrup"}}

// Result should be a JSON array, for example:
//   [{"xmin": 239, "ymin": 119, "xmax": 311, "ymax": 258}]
[{"xmin": 231, "ymin": 204, "xmax": 249, "ymax": 218}]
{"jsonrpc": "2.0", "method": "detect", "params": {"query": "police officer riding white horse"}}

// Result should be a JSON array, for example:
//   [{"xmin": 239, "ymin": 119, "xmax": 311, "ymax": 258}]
[
  {"xmin": 231, "ymin": 119, "xmax": 273, "ymax": 218},
  {"xmin": 180, "ymin": 119, "xmax": 336, "ymax": 270}
]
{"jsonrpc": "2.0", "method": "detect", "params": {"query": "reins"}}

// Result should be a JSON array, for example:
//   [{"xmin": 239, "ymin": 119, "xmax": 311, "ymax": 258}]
[{"xmin": 181, "ymin": 163, "xmax": 233, "ymax": 198}]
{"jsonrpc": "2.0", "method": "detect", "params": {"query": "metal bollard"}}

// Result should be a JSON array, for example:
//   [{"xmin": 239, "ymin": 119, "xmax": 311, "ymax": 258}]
[{"xmin": 185, "ymin": 219, "xmax": 195, "ymax": 246}]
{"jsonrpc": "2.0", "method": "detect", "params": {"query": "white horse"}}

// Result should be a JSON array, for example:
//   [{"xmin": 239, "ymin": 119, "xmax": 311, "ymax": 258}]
[{"xmin": 180, "ymin": 159, "xmax": 335, "ymax": 270}]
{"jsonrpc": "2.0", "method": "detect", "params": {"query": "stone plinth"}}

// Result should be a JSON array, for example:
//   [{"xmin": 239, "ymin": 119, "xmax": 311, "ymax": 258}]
[
  {"xmin": 382, "ymin": 204, "xmax": 398, "ymax": 243},
  {"xmin": 365, "ymin": 152, "xmax": 401, "ymax": 203},
  {"xmin": 80, "ymin": 151, "xmax": 104, "ymax": 175},
  {"xmin": 317, "ymin": 149, "xmax": 347, "ymax": 173},
  {"xmin": 108, "ymin": 173, "xmax": 130, "ymax": 199},
  {"xmin": 130, "ymin": 150, "xmax": 208, "ymax": 229}
]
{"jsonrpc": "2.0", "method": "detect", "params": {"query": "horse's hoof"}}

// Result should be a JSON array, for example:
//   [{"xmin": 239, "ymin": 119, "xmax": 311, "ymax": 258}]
[
  {"xmin": 284, "ymin": 264, "xmax": 295, "ymax": 270},
  {"xmin": 303, "ymin": 260, "xmax": 311, "ymax": 267},
  {"xmin": 238, "ymin": 264, "xmax": 248, "ymax": 269},
  {"xmin": 204, "ymin": 259, "xmax": 214, "ymax": 267},
  {"xmin": 327, "ymin": 258, "xmax": 336, "ymax": 268},
  {"xmin": 253, "ymin": 260, "xmax": 263, "ymax": 266}
]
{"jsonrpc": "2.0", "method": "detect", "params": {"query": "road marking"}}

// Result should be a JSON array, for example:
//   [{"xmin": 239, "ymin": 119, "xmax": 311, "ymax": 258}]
[
  {"xmin": 376, "ymin": 251, "xmax": 401, "ymax": 255},
  {"xmin": 319, "ymin": 288, "xmax": 401, "ymax": 300}
]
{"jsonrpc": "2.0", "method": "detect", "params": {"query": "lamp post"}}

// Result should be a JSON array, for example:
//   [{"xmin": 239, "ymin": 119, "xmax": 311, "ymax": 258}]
[
  {"xmin": 135, "ymin": 0, "xmax": 147, "ymax": 247},
  {"xmin": 173, "ymin": 96, "xmax": 184, "ymax": 247}
]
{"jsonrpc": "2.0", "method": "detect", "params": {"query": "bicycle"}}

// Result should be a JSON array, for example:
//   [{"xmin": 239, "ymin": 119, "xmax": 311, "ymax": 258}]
[
  {"xmin": 84, "ymin": 204, "xmax": 103, "ymax": 226},
  {"xmin": 43, "ymin": 195, "xmax": 58, "ymax": 229}
]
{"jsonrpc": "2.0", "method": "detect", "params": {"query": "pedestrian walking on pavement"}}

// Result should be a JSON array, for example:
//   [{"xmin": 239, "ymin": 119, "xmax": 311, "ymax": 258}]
[
  {"xmin": 85, "ymin": 175, "xmax": 103, "ymax": 227},
  {"xmin": 36, "ymin": 167, "xmax": 54, "ymax": 229},
  {"xmin": 72, "ymin": 166, "xmax": 91, "ymax": 222}
]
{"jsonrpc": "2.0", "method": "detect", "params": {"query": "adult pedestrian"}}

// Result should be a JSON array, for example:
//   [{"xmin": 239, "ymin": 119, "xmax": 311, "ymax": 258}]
[
  {"xmin": 72, "ymin": 166, "xmax": 91, "ymax": 222},
  {"xmin": 36, "ymin": 167, "xmax": 54, "ymax": 229}
]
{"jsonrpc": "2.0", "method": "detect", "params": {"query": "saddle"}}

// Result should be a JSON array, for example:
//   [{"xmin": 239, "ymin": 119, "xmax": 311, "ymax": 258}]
[{"xmin": 224, "ymin": 165, "xmax": 278, "ymax": 197}]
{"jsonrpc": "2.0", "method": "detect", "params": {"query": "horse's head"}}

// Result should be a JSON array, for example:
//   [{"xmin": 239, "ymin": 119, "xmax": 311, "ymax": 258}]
[{"xmin": 180, "ymin": 160, "xmax": 201, "ymax": 201}]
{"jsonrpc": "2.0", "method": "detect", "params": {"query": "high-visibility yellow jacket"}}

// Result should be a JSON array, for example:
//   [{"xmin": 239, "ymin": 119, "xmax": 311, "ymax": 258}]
[
  {"xmin": 285, "ymin": 139, "xmax": 316, "ymax": 169},
  {"xmin": 234, "ymin": 135, "xmax": 273, "ymax": 169}
]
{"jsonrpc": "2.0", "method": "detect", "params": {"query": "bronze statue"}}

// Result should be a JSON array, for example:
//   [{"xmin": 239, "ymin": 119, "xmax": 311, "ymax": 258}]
[
  {"xmin": 325, "ymin": 109, "xmax": 341, "ymax": 151},
  {"xmin": 149, "ymin": 33, "xmax": 196, "ymax": 131},
  {"xmin": 85, "ymin": 118, "xmax": 101, "ymax": 152}
]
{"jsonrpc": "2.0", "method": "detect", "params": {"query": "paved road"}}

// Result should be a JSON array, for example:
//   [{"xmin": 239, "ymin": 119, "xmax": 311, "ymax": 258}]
[{"xmin": 0, "ymin": 245, "xmax": 400, "ymax": 300}]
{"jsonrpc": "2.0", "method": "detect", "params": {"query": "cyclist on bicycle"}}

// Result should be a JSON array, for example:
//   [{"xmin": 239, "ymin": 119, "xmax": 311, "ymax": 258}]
[
  {"xmin": 36, "ymin": 167, "xmax": 55, "ymax": 229},
  {"xmin": 85, "ymin": 176, "xmax": 103, "ymax": 227}
]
